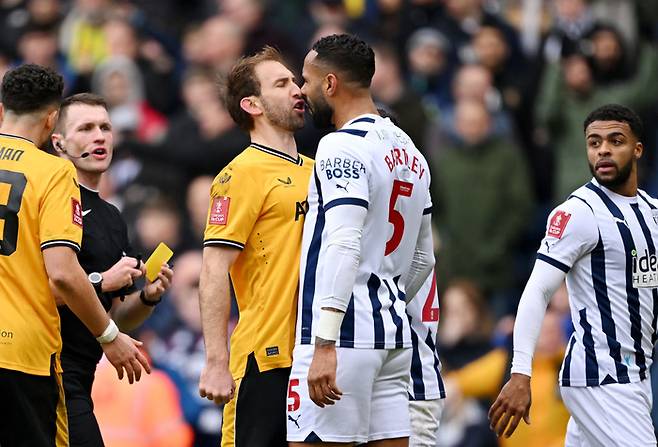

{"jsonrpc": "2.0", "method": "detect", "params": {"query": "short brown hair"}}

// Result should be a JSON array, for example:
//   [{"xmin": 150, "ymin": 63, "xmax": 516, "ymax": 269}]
[
  {"xmin": 224, "ymin": 46, "xmax": 286, "ymax": 131},
  {"xmin": 56, "ymin": 93, "xmax": 108, "ymax": 132}
]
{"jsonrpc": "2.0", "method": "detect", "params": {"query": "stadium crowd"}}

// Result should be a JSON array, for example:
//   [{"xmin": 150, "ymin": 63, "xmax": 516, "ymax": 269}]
[{"xmin": 0, "ymin": 0, "xmax": 656, "ymax": 446}]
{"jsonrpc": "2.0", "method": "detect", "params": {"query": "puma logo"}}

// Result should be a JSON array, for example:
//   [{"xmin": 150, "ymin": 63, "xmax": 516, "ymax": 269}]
[
  {"xmin": 288, "ymin": 414, "xmax": 300, "ymax": 429},
  {"xmin": 278, "ymin": 177, "xmax": 293, "ymax": 185},
  {"xmin": 336, "ymin": 181, "xmax": 349, "ymax": 192}
]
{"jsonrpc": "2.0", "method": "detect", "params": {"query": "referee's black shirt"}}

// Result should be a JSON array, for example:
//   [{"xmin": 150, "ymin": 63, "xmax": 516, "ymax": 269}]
[{"xmin": 58, "ymin": 184, "xmax": 136, "ymax": 379}]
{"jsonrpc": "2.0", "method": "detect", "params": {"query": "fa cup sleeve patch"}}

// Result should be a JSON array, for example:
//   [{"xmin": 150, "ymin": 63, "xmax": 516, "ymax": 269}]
[
  {"xmin": 547, "ymin": 210, "xmax": 571, "ymax": 239},
  {"xmin": 71, "ymin": 198, "xmax": 83, "ymax": 228},
  {"xmin": 209, "ymin": 196, "xmax": 230, "ymax": 225}
]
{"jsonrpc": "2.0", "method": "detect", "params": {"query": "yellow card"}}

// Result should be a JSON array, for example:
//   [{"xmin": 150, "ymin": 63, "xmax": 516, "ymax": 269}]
[{"xmin": 145, "ymin": 242, "xmax": 174, "ymax": 282}]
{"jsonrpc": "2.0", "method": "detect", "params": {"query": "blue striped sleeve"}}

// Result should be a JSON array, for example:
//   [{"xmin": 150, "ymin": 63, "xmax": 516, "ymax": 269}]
[{"xmin": 537, "ymin": 253, "xmax": 570, "ymax": 273}]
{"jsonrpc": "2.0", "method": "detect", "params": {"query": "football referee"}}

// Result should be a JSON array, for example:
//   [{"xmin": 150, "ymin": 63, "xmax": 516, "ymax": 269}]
[{"xmin": 52, "ymin": 93, "xmax": 173, "ymax": 446}]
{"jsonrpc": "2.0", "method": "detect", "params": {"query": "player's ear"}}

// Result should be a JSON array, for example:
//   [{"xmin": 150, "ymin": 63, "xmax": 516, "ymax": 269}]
[
  {"xmin": 239, "ymin": 96, "xmax": 262, "ymax": 117},
  {"xmin": 51, "ymin": 133, "xmax": 64, "ymax": 153},
  {"xmin": 325, "ymin": 73, "xmax": 337, "ymax": 97},
  {"xmin": 45, "ymin": 108, "xmax": 59, "ymax": 133},
  {"xmin": 0, "ymin": 103, "xmax": 4, "ymax": 123},
  {"xmin": 635, "ymin": 141, "xmax": 643, "ymax": 160}
]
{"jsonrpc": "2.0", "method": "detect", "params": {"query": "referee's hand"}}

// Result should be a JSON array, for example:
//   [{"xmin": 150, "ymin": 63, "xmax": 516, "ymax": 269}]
[
  {"xmin": 199, "ymin": 364, "xmax": 235, "ymax": 405},
  {"xmin": 488, "ymin": 373, "xmax": 532, "ymax": 438},
  {"xmin": 101, "ymin": 332, "xmax": 151, "ymax": 384},
  {"xmin": 102, "ymin": 257, "xmax": 144, "ymax": 292}
]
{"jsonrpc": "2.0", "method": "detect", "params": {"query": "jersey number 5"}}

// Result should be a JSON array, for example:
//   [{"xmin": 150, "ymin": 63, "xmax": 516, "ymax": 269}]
[
  {"xmin": 0, "ymin": 170, "xmax": 27, "ymax": 256},
  {"xmin": 385, "ymin": 180, "xmax": 413, "ymax": 256}
]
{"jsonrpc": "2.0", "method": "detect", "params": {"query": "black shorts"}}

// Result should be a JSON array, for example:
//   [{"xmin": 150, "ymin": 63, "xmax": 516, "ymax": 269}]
[
  {"xmin": 0, "ymin": 361, "xmax": 67, "ymax": 447},
  {"xmin": 222, "ymin": 353, "xmax": 291, "ymax": 447},
  {"xmin": 62, "ymin": 370, "xmax": 104, "ymax": 447}
]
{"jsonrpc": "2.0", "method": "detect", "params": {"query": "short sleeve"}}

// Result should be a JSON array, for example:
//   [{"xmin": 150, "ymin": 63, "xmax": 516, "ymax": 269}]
[
  {"xmin": 203, "ymin": 164, "xmax": 263, "ymax": 250},
  {"xmin": 423, "ymin": 189, "xmax": 433, "ymax": 215},
  {"xmin": 536, "ymin": 198, "xmax": 599, "ymax": 272},
  {"xmin": 315, "ymin": 133, "xmax": 370, "ymax": 212},
  {"xmin": 39, "ymin": 163, "xmax": 83, "ymax": 252}
]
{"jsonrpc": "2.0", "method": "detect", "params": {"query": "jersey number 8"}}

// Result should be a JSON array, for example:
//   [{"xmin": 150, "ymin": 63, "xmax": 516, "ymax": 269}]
[{"xmin": 0, "ymin": 169, "xmax": 27, "ymax": 256}]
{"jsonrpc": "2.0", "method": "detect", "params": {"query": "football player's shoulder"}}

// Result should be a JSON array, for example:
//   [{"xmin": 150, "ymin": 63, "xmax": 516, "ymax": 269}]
[
  {"xmin": 546, "ymin": 195, "xmax": 597, "ymax": 240},
  {"xmin": 638, "ymin": 188, "xmax": 658, "ymax": 208}
]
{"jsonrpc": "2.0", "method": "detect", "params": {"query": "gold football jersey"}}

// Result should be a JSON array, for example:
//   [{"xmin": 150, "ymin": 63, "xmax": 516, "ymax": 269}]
[
  {"xmin": 0, "ymin": 133, "xmax": 82, "ymax": 375},
  {"xmin": 204, "ymin": 143, "xmax": 313, "ymax": 379}
]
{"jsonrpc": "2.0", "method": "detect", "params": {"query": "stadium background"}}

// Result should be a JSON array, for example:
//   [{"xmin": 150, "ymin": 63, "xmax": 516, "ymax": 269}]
[{"xmin": 4, "ymin": 0, "xmax": 657, "ymax": 445}]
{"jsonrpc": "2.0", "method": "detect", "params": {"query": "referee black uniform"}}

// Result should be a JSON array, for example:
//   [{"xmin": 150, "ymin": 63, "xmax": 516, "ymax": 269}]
[{"xmin": 58, "ymin": 184, "xmax": 137, "ymax": 446}]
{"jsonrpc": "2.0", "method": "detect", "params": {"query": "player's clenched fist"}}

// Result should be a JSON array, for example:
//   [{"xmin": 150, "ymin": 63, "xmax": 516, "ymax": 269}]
[
  {"xmin": 307, "ymin": 342, "xmax": 342, "ymax": 408},
  {"xmin": 488, "ymin": 373, "xmax": 532, "ymax": 438},
  {"xmin": 199, "ymin": 364, "xmax": 236, "ymax": 405}
]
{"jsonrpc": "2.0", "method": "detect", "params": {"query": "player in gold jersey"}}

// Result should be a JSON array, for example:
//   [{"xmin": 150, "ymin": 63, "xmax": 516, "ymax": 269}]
[
  {"xmin": 0, "ymin": 64, "xmax": 150, "ymax": 447},
  {"xmin": 198, "ymin": 47, "xmax": 313, "ymax": 446}
]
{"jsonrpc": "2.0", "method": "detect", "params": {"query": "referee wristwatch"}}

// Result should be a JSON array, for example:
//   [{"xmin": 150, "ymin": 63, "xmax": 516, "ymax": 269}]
[{"xmin": 88, "ymin": 272, "xmax": 103, "ymax": 294}]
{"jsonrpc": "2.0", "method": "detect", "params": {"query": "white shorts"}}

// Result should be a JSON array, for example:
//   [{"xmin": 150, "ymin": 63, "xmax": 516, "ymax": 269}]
[
  {"xmin": 286, "ymin": 344, "xmax": 412, "ymax": 443},
  {"xmin": 409, "ymin": 398, "xmax": 444, "ymax": 447},
  {"xmin": 560, "ymin": 379, "xmax": 656, "ymax": 447}
]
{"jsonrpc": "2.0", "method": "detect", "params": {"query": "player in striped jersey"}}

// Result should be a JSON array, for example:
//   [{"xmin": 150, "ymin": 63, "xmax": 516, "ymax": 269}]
[
  {"xmin": 287, "ymin": 34, "xmax": 434, "ymax": 445},
  {"xmin": 490, "ymin": 104, "xmax": 658, "ymax": 446},
  {"xmin": 406, "ymin": 271, "xmax": 445, "ymax": 446}
]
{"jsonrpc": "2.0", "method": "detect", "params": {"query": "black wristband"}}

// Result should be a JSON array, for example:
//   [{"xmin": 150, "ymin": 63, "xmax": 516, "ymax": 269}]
[{"xmin": 139, "ymin": 289, "xmax": 161, "ymax": 307}]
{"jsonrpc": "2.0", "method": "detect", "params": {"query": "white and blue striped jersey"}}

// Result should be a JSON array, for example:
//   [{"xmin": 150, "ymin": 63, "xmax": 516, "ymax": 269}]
[
  {"xmin": 407, "ymin": 271, "xmax": 445, "ymax": 400},
  {"xmin": 296, "ymin": 114, "xmax": 432, "ymax": 349},
  {"xmin": 537, "ymin": 179, "xmax": 658, "ymax": 387}
]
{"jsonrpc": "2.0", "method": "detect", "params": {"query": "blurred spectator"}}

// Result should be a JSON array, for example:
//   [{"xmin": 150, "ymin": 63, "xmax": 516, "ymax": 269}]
[
  {"xmin": 435, "ymin": 279, "xmax": 498, "ymax": 447},
  {"xmin": 405, "ymin": 27, "xmax": 453, "ymax": 114},
  {"xmin": 184, "ymin": 175, "xmax": 214, "ymax": 246},
  {"xmin": 104, "ymin": 17, "xmax": 179, "ymax": 115},
  {"xmin": 16, "ymin": 22, "xmax": 80, "ymax": 94},
  {"xmin": 92, "ymin": 55, "xmax": 168, "ymax": 143},
  {"xmin": 123, "ymin": 66, "xmax": 248, "ymax": 188},
  {"xmin": 371, "ymin": 42, "xmax": 429, "ymax": 149},
  {"xmin": 535, "ymin": 35, "xmax": 658, "ymax": 204},
  {"xmin": 133, "ymin": 196, "xmax": 185, "ymax": 254},
  {"xmin": 541, "ymin": 0, "xmax": 597, "ymax": 64},
  {"xmin": 434, "ymin": 63, "xmax": 513, "ymax": 145},
  {"xmin": 199, "ymin": 15, "xmax": 244, "ymax": 74},
  {"xmin": 92, "ymin": 356, "xmax": 194, "ymax": 447},
  {"xmin": 146, "ymin": 250, "xmax": 226, "ymax": 447},
  {"xmin": 435, "ymin": 0, "xmax": 523, "ymax": 69},
  {"xmin": 444, "ymin": 309, "xmax": 569, "ymax": 447},
  {"xmin": 60, "ymin": 0, "xmax": 113, "ymax": 75},
  {"xmin": 437, "ymin": 279, "xmax": 494, "ymax": 370},
  {"xmin": 218, "ymin": 0, "xmax": 302, "ymax": 66},
  {"xmin": 469, "ymin": 25, "xmax": 526, "ymax": 114},
  {"xmin": 0, "ymin": 0, "xmax": 62, "ymax": 59},
  {"xmin": 586, "ymin": 24, "xmax": 633, "ymax": 85},
  {"xmin": 432, "ymin": 100, "xmax": 532, "ymax": 304}
]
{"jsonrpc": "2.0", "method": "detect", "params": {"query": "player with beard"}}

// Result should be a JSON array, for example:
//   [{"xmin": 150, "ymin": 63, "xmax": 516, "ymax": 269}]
[
  {"xmin": 288, "ymin": 34, "xmax": 434, "ymax": 445},
  {"xmin": 198, "ymin": 46, "xmax": 313, "ymax": 447},
  {"xmin": 52, "ymin": 93, "xmax": 174, "ymax": 446},
  {"xmin": 490, "ymin": 104, "xmax": 658, "ymax": 446}
]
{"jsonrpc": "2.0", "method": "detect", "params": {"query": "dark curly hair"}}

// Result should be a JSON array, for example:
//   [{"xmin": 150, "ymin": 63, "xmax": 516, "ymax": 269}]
[
  {"xmin": 584, "ymin": 104, "xmax": 643, "ymax": 139},
  {"xmin": 1, "ymin": 64, "xmax": 63, "ymax": 114},
  {"xmin": 311, "ymin": 34, "xmax": 375, "ymax": 88}
]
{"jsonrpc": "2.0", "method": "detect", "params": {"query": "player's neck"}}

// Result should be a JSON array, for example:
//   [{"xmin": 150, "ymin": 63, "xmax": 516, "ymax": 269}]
[
  {"xmin": 77, "ymin": 170, "xmax": 102, "ymax": 191},
  {"xmin": 607, "ymin": 180, "xmax": 638, "ymax": 198},
  {"xmin": 332, "ymin": 94, "xmax": 379, "ymax": 129},
  {"xmin": 250, "ymin": 124, "xmax": 298, "ymax": 159},
  {"xmin": 0, "ymin": 119, "xmax": 43, "ymax": 146}
]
